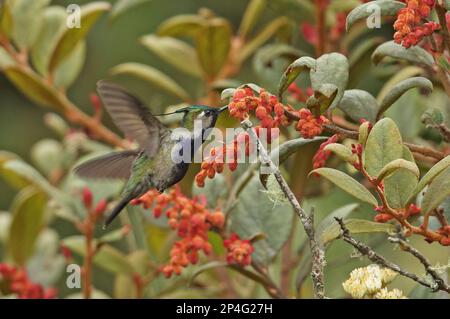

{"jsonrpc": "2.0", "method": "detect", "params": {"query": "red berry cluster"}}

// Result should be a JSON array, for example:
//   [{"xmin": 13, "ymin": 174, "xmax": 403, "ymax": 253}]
[
  {"xmin": 229, "ymin": 87, "xmax": 292, "ymax": 129},
  {"xmin": 312, "ymin": 134, "xmax": 340, "ymax": 169},
  {"xmin": 131, "ymin": 187, "xmax": 225, "ymax": 278},
  {"xmin": 374, "ymin": 204, "xmax": 422, "ymax": 223},
  {"xmin": 223, "ymin": 233, "xmax": 254, "ymax": 266},
  {"xmin": 394, "ymin": 0, "xmax": 440, "ymax": 48},
  {"xmin": 295, "ymin": 108, "xmax": 329, "ymax": 139},
  {"xmin": 0, "ymin": 264, "xmax": 57, "ymax": 299}
]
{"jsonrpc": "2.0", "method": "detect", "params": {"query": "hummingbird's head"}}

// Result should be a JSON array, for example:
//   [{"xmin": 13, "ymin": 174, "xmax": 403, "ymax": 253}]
[{"xmin": 178, "ymin": 105, "xmax": 228, "ymax": 131}]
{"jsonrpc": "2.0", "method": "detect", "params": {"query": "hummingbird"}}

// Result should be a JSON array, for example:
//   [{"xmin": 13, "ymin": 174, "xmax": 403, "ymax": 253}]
[{"xmin": 74, "ymin": 80, "xmax": 228, "ymax": 228}]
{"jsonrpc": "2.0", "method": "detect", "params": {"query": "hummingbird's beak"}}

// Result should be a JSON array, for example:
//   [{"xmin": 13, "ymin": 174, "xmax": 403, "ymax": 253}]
[{"xmin": 219, "ymin": 105, "xmax": 228, "ymax": 113}]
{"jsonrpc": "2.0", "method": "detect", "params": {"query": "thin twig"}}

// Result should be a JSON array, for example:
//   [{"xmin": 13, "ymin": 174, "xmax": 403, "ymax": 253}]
[
  {"xmin": 335, "ymin": 218, "xmax": 450, "ymax": 294},
  {"xmin": 388, "ymin": 237, "xmax": 450, "ymax": 293},
  {"xmin": 241, "ymin": 118, "xmax": 326, "ymax": 299}
]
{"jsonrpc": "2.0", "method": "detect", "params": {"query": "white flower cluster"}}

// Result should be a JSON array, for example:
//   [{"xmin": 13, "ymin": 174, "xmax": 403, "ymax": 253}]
[
  {"xmin": 342, "ymin": 264, "xmax": 405, "ymax": 299},
  {"xmin": 373, "ymin": 288, "xmax": 407, "ymax": 299}
]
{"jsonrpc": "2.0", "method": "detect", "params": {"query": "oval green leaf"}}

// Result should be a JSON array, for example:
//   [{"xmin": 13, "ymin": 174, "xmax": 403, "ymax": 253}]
[
  {"xmin": 49, "ymin": 2, "xmax": 110, "ymax": 72},
  {"xmin": 140, "ymin": 35, "xmax": 202, "ymax": 78},
  {"xmin": 7, "ymin": 186, "xmax": 47, "ymax": 265},
  {"xmin": 364, "ymin": 118, "xmax": 404, "ymax": 176},
  {"xmin": 311, "ymin": 168, "xmax": 378, "ymax": 206},
  {"xmin": 277, "ymin": 56, "xmax": 316, "ymax": 100},
  {"xmin": 338, "ymin": 89, "xmax": 379, "ymax": 123},
  {"xmin": 310, "ymin": 53, "xmax": 349, "ymax": 109},
  {"xmin": 421, "ymin": 167, "xmax": 450, "ymax": 214},
  {"xmin": 378, "ymin": 77, "xmax": 433, "ymax": 117},
  {"xmin": 196, "ymin": 18, "xmax": 232, "ymax": 78},
  {"xmin": 346, "ymin": 0, "xmax": 405, "ymax": 30},
  {"xmin": 372, "ymin": 41, "xmax": 435, "ymax": 68},
  {"xmin": 110, "ymin": 62, "xmax": 191, "ymax": 101}
]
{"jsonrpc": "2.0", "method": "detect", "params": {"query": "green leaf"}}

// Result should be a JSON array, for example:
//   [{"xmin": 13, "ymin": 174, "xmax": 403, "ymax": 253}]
[
  {"xmin": 31, "ymin": 6, "xmax": 67, "ymax": 77},
  {"xmin": 310, "ymin": 53, "xmax": 349, "ymax": 109},
  {"xmin": 316, "ymin": 203, "xmax": 359, "ymax": 246},
  {"xmin": 196, "ymin": 18, "xmax": 232, "ymax": 78},
  {"xmin": 239, "ymin": 0, "xmax": 266, "ymax": 39},
  {"xmin": 156, "ymin": 14, "xmax": 207, "ymax": 38},
  {"xmin": 229, "ymin": 175, "xmax": 293, "ymax": 265},
  {"xmin": 110, "ymin": 62, "xmax": 191, "ymax": 101},
  {"xmin": 10, "ymin": 0, "xmax": 50, "ymax": 50},
  {"xmin": 0, "ymin": 46, "xmax": 15, "ymax": 70},
  {"xmin": 346, "ymin": 0, "xmax": 405, "ymax": 30},
  {"xmin": 2, "ymin": 159, "xmax": 70, "ymax": 209},
  {"xmin": 323, "ymin": 143, "xmax": 357, "ymax": 163},
  {"xmin": 277, "ymin": 56, "xmax": 316, "ymax": 99},
  {"xmin": 54, "ymin": 41, "xmax": 86, "ymax": 89},
  {"xmin": 318, "ymin": 218, "xmax": 395, "ymax": 246},
  {"xmin": 338, "ymin": 89, "xmax": 379, "ymax": 123},
  {"xmin": 0, "ymin": 1, "xmax": 13, "ymax": 38},
  {"xmin": 7, "ymin": 186, "xmax": 47, "ymax": 265},
  {"xmin": 372, "ymin": 41, "xmax": 435, "ymax": 68},
  {"xmin": 267, "ymin": 0, "xmax": 315, "ymax": 22},
  {"xmin": 4, "ymin": 66, "xmax": 62, "ymax": 109},
  {"xmin": 49, "ymin": 2, "xmax": 110, "ymax": 72},
  {"xmin": 260, "ymin": 136, "xmax": 326, "ymax": 188},
  {"xmin": 269, "ymin": 136, "xmax": 327, "ymax": 165},
  {"xmin": 238, "ymin": 17, "xmax": 291, "ymax": 63},
  {"xmin": 140, "ymin": 35, "xmax": 202, "ymax": 78},
  {"xmin": 0, "ymin": 151, "xmax": 28, "ymax": 189},
  {"xmin": 114, "ymin": 250, "xmax": 150, "ymax": 298},
  {"xmin": 378, "ymin": 77, "xmax": 433, "ymax": 117},
  {"xmin": 63, "ymin": 236, "xmax": 134, "ymax": 275},
  {"xmin": 253, "ymin": 43, "xmax": 303, "ymax": 77},
  {"xmin": 376, "ymin": 66, "xmax": 423, "ymax": 103},
  {"xmin": 110, "ymin": 0, "xmax": 152, "ymax": 21},
  {"xmin": 364, "ymin": 118, "xmax": 404, "ymax": 176},
  {"xmin": 311, "ymin": 168, "xmax": 378, "ymax": 206},
  {"xmin": 377, "ymin": 158, "xmax": 419, "ymax": 182},
  {"xmin": 409, "ymin": 156, "xmax": 450, "ymax": 202},
  {"xmin": 384, "ymin": 146, "xmax": 418, "ymax": 208},
  {"xmin": 421, "ymin": 167, "xmax": 450, "ymax": 214}
]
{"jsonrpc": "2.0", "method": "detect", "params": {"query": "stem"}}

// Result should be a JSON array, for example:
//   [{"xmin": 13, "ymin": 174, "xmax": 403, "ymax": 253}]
[
  {"xmin": 336, "ymin": 218, "xmax": 449, "ymax": 293},
  {"xmin": 241, "ymin": 119, "xmax": 326, "ymax": 299},
  {"xmin": 82, "ymin": 215, "xmax": 95, "ymax": 299}
]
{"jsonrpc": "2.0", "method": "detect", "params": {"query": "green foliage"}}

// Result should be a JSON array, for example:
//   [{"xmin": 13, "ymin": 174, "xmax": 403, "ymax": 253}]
[{"xmin": 0, "ymin": 0, "xmax": 449, "ymax": 300}]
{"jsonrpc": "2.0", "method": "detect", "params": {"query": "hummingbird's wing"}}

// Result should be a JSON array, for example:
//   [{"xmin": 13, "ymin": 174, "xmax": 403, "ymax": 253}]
[
  {"xmin": 74, "ymin": 150, "xmax": 139, "ymax": 179},
  {"xmin": 97, "ymin": 80, "xmax": 170, "ymax": 158}
]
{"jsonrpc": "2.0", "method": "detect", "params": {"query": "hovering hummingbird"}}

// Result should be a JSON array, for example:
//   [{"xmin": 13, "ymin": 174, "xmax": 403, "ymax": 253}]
[{"xmin": 74, "ymin": 80, "xmax": 228, "ymax": 228}]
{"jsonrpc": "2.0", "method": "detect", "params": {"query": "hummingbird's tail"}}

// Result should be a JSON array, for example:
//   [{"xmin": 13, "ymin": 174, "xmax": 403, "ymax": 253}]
[{"xmin": 103, "ymin": 196, "xmax": 132, "ymax": 229}]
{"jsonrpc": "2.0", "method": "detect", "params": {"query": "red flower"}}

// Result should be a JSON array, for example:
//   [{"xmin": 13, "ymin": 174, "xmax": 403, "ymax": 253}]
[
  {"xmin": 224, "ymin": 233, "xmax": 254, "ymax": 266},
  {"xmin": 295, "ymin": 108, "xmax": 328, "ymax": 139},
  {"xmin": 0, "ymin": 263, "xmax": 57, "ymax": 299},
  {"xmin": 393, "ymin": 0, "xmax": 439, "ymax": 48},
  {"xmin": 133, "ymin": 186, "xmax": 225, "ymax": 278}
]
